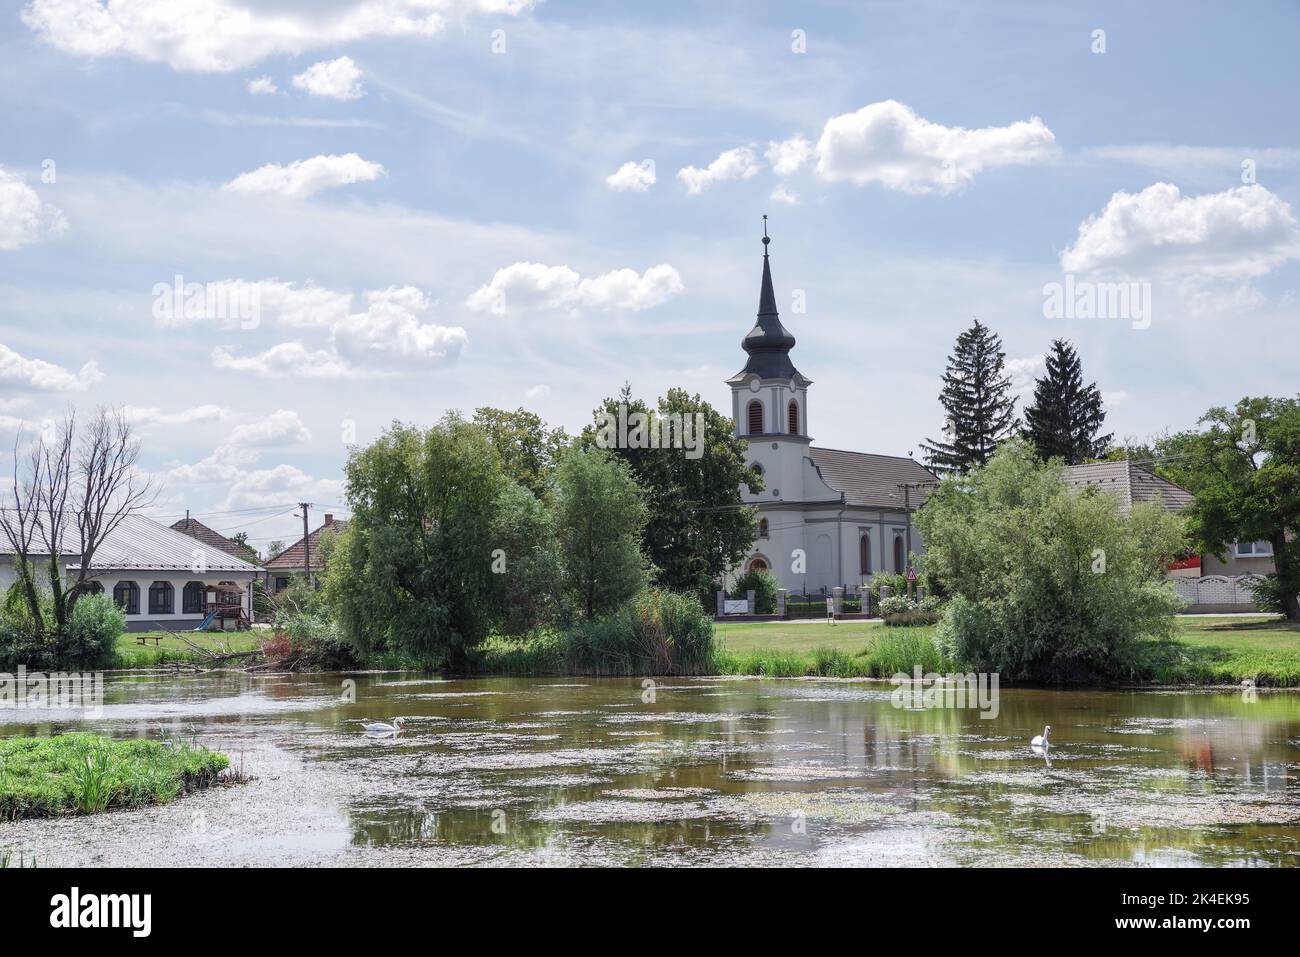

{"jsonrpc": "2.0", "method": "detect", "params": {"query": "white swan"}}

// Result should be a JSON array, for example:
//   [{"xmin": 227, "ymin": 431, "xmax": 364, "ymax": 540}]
[
  {"xmin": 362, "ymin": 717, "xmax": 405, "ymax": 734},
  {"xmin": 1031, "ymin": 724, "xmax": 1051, "ymax": 748}
]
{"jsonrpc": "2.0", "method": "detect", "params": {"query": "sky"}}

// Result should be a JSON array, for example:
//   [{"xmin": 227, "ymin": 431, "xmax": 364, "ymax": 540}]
[{"xmin": 2, "ymin": 0, "xmax": 1299, "ymax": 554}]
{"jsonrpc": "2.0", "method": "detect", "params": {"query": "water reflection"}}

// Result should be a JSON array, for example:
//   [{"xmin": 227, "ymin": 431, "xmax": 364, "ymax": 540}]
[{"xmin": 2, "ymin": 674, "xmax": 1298, "ymax": 866}]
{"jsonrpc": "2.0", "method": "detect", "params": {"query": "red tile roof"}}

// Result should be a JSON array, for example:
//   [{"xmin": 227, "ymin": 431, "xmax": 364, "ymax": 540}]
[
  {"xmin": 171, "ymin": 517, "xmax": 262, "ymax": 565},
  {"xmin": 264, "ymin": 515, "xmax": 348, "ymax": 571}
]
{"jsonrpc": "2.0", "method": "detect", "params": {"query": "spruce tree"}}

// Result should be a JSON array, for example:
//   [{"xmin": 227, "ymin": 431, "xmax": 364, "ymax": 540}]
[
  {"xmin": 920, "ymin": 319, "xmax": 1017, "ymax": 474},
  {"xmin": 1022, "ymin": 339, "xmax": 1112, "ymax": 464}
]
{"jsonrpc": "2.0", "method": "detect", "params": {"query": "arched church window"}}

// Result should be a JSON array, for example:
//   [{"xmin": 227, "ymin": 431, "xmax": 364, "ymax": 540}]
[
  {"xmin": 788, "ymin": 400, "xmax": 799, "ymax": 435},
  {"xmin": 759, "ymin": 518, "xmax": 769, "ymax": 539},
  {"xmin": 893, "ymin": 535, "xmax": 906, "ymax": 574},
  {"xmin": 859, "ymin": 532, "xmax": 872, "ymax": 575},
  {"xmin": 747, "ymin": 400, "xmax": 764, "ymax": 435}
]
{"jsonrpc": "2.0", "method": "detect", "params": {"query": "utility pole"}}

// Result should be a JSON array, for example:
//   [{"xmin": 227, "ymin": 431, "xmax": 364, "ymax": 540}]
[
  {"xmin": 298, "ymin": 502, "xmax": 312, "ymax": 587},
  {"xmin": 896, "ymin": 481, "xmax": 941, "ymax": 574}
]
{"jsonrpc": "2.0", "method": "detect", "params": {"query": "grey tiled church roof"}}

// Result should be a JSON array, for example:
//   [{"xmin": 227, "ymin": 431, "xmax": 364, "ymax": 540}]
[
  {"xmin": 1063, "ymin": 461, "xmax": 1193, "ymax": 513},
  {"xmin": 807, "ymin": 448, "xmax": 940, "ymax": 509}
]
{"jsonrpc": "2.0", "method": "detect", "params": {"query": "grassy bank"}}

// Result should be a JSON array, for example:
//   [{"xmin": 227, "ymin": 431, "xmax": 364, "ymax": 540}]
[
  {"xmin": 713, "ymin": 616, "xmax": 1300, "ymax": 686},
  {"xmin": 1133, "ymin": 616, "xmax": 1300, "ymax": 686},
  {"xmin": 0, "ymin": 733, "xmax": 231, "ymax": 821},
  {"xmin": 112, "ymin": 631, "xmax": 260, "ymax": 669}
]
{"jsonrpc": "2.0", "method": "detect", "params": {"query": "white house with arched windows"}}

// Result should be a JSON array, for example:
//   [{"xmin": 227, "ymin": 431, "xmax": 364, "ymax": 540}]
[
  {"xmin": 0, "ymin": 513, "xmax": 260, "ymax": 631},
  {"xmin": 726, "ymin": 229, "xmax": 939, "ymax": 596}
]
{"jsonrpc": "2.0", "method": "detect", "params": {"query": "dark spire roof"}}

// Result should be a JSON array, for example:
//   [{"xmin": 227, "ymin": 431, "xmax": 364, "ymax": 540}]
[{"xmin": 739, "ymin": 218, "xmax": 800, "ymax": 380}]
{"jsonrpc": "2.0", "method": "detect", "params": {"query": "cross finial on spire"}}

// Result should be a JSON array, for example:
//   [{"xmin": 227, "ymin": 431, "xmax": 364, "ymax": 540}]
[{"xmin": 762, "ymin": 213, "xmax": 770, "ymax": 251}]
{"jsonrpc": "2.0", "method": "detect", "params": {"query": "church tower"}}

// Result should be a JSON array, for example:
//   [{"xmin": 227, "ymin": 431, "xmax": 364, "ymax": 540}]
[{"xmin": 726, "ymin": 220, "xmax": 812, "ymax": 513}]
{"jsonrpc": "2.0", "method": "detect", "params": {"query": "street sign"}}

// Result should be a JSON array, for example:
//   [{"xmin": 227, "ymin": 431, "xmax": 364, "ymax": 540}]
[{"xmin": 906, "ymin": 566, "xmax": 917, "ymax": 582}]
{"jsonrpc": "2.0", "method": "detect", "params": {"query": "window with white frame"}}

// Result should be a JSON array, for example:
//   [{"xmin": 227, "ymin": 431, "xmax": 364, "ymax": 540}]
[{"xmin": 1235, "ymin": 540, "xmax": 1274, "ymax": 556}]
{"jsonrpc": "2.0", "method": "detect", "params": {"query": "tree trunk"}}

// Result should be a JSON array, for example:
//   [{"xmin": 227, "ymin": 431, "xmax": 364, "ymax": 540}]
[{"xmin": 1273, "ymin": 532, "xmax": 1299, "ymax": 621}]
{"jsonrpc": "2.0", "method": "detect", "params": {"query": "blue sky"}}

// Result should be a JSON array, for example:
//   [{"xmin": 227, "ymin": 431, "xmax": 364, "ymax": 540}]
[{"xmin": 2, "ymin": 0, "xmax": 1299, "ymax": 551}]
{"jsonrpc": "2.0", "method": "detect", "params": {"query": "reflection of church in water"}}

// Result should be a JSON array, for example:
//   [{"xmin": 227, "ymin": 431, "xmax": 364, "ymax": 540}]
[{"xmin": 726, "ymin": 226, "xmax": 938, "ymax": 595}]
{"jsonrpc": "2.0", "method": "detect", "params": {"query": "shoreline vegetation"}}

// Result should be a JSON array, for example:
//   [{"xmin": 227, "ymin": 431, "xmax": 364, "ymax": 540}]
[
  {"xmin": 0, "ymin": 733, "xmax": 233, "ymax": 822},
  {"xmin": 91, "ymin": 614, "xmax": 1300, "ymax": 688}
]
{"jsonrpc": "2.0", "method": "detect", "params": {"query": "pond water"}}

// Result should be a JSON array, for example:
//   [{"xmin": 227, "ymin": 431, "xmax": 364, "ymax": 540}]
[{"xmin": 2, "ymin": 674, "xmax": 1299, "ymax": 866}]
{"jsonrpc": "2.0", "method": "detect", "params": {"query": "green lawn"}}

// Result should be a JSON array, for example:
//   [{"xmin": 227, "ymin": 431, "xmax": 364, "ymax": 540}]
[
  {"xmin": 113, "ymin": 630, "xmax": 261, "ymax": 668},
  {"xmin": 714, "ymin": 615, "xmax": 1300, "ymax": 685},
  {"xmin": 1140, "ymin": 616, "xmax": 1300, "ymax": 686},
  {"xmin": 0, "ymin": 733, "xmax": 230, "ymax": 821},
  {"xmin": 715, "ymin": 619, "xmax": 885, "ymax": 655}
]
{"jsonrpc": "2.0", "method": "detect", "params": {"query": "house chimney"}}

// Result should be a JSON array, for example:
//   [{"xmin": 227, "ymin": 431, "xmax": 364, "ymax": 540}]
[{"xmin": 324, "ymin": 514, "xmax": 334, "ymax": 527}]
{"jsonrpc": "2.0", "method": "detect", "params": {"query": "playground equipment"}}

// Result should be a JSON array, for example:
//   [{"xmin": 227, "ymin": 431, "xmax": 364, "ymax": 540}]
[{"xmin": 195, "ymin": 582, "xmax": 251, "ymax": 631}]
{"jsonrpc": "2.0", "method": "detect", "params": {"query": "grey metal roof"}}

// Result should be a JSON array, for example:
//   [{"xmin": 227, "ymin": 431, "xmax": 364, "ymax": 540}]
[
  {"xmin": 1063, "ymin": 461, "xmax": 1193, "ymax": 514},
  {"xmin": 0, "ymin": 512, "xmax": 261, "ymax": 572},
  {"xmin": 807, "ymin": 447, "xmax": 941, "ymax": 509}
]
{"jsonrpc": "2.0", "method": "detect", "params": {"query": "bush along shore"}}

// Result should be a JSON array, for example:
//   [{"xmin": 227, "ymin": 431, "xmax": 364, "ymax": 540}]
[{"xmin": 0, "ymin": 733, "xmax": 234, "ymax": 821}]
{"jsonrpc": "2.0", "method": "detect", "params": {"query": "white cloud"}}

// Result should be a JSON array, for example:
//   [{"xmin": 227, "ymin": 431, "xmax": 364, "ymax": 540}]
[
  {"xmin": 223, "ymin": 153, "xmax": 384, "ymax": 199},
  {"xmin": 226, "ymin": 409, "xmax": 311, "ymax": 447},
  {"xmin": 21, "ymin": 0, "xmax": 535, "ymax": 73},
  {"xmin": 605, "ymin": 159, "xmax": 656, "ymax": 192},
  {"xmin": 765, "ymin": 135, "xmax": 812, "ymax": 176},
  {"xmin": 212, "ymin": 342, "xmax": 355, "ymax": 379},
  {"xmin": 770, "ymin": 186, "xmax": 799, "ymax": 206},
  {"xmin": 0, "ymin": 342, "xmax": 102, "ymax": 392},
  {"xmin": 332, "ymin": 286, "xmax": 467, "ymax": 365},
  {"xmin": 222, "ymin": 463, "xmax": 345, "ymax": 510},
  {"xmin": 124, "ymin": 404, "xmax": 230, "ymax": 427},
  {"xmin": 0, "ymin": 166, "xmax": 68, "ymax": 250},
  {"xmin": 466, "ymin": 262, "xmax": 683, "ymax": 315},
  {"xmin": 1005, "ymin": 354, "xmax": 1046, "ymax": 398},
  {"xmin": 207, "ymin": 284, "xmax": 466, "ymax": 377},
  {"xmin": 246, "ymin": 75, "xmax": 278, "ymax": 95},
  {"xmin": 677, "ymin": 147, "xmax": 761, "ymax": 195},
  {"xmin": 153, "ymin": 279, "xmax": 353, "ymax": 330},
  {"xmin": 292, "ymin": 56, "xmax": 364, "ymax": 100},
  {"xmin": 814, "ymin": 100, "xmax": 1057, "ymax": 194},
  {"xmin": 524, "ymin": 384, "xmax": 550, "ymax": 399},
  {"xmin": 1060, "ymin": 183, "xmax": 1300, "ymax": 281}
]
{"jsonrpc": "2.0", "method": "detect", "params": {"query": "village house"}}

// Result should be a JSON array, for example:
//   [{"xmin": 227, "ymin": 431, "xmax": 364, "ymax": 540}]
[
  {"xmin": 264, "ymin": 513, "xmax": 348, "ymax": 593},
  {"xmin": 0, "ymin": 512, "xmax": 261, "ymax": 631}
]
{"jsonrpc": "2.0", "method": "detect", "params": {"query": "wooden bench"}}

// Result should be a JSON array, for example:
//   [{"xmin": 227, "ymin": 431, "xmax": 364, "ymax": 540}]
[{"xmin": 135, "ymin": 635, "xmax": 165, "ymax": 646}]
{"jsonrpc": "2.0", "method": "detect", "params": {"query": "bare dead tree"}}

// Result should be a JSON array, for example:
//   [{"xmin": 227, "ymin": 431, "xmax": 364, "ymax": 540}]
[{"xmin": 0, "ymin": 407, "xmax": 155, "ymax": 633}]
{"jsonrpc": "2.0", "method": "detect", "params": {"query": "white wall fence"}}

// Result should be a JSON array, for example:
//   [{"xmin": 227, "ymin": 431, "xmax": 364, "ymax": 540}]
[{"xmin": 1171, "ymin": 574, "xmax": 1264, "ymax": 607}]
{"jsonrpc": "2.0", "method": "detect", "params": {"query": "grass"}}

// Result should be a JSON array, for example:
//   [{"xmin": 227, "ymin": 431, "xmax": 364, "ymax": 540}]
[
  {"xmin": 112, "ymin": 630, "xmax": 260, "ymax": 668},
  {"xmin": 714, "ymin": 615, "xmax": 1300, "ymax": 685},
  {"xmin": 714, "ymin": 621, "xmax": 949, "ymax": 678},
  {"xmin": 1132, "ymin": 616, "xmax": 1300, "ymax": 686},
  {"xmin": 0, "ymin": 732, "xmax": 231, "ymax": 821}
]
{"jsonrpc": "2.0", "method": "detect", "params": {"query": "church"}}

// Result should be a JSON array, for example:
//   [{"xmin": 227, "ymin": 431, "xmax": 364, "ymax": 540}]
[{"xmin": 727, "ymin": 226, "xmax": 940, "ymax": 596}]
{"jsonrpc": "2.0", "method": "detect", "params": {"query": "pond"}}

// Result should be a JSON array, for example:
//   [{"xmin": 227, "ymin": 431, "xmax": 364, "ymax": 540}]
[{"xmin": 2, "ymin": 674, "xmax": 1298, "ymax": 866}]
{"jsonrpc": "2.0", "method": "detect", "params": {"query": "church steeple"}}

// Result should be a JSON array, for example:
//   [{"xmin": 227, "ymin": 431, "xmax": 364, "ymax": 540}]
[{"xmin": 740, "ymin": 217, "xmax": 799, "ymax": 380}]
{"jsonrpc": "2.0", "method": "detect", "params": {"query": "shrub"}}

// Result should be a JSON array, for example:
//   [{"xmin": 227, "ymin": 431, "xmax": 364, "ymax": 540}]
[
  {"xmin": 528, "ymin": 590, "xmax": 716, "ymax": 676},
  {"xmin": 60, "ymin": 593, "xmax": 125, "ymax": 667},
  {"xmin": 268, "ymin": 588, "xmax": 358, "ymax": 669},
  {"xmin": 1246, "ymin": 574, "xmax": 1292, "ymax": 615},
  {"xmin": 732, "ymin": 568, "xmax": 778, "ymax": 614},
  {"xmin": 916, "ymin": 440, "xmax": 1186, "ymax": 682}
]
